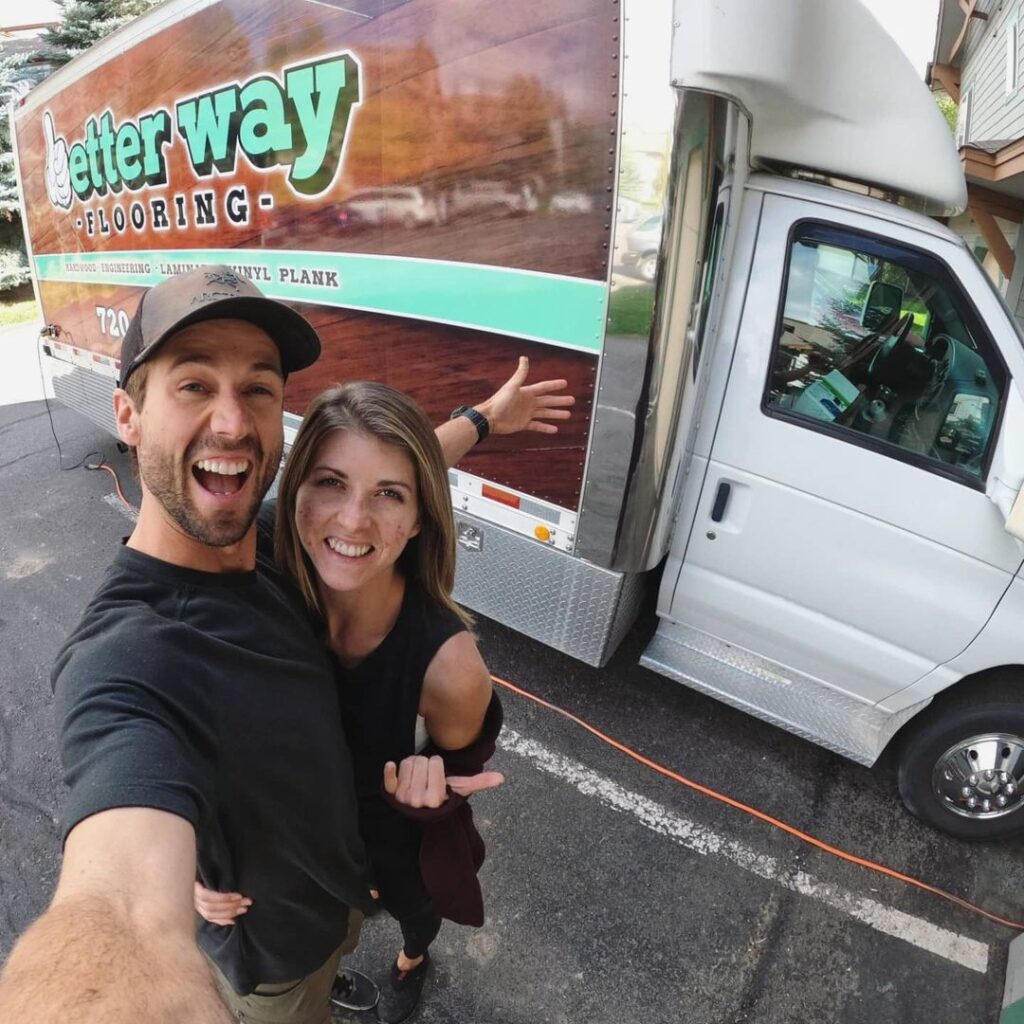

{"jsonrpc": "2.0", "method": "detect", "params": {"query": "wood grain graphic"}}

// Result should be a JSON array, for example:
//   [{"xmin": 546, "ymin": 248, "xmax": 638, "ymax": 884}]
[{"xmin": 16, "ymin": 0, "xmax": 620, "ymax": 509}]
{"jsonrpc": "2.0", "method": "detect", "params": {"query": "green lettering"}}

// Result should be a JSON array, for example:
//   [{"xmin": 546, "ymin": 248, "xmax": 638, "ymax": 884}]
[
  {"xmin": 239, "ymin": 77, "xmax": 292, "ymax": 165},
  {"xmin": 176, "ymin": 88, "xmax": 240, "ymax": 176},
  {"xmin": 285, "ymin": 55, "xmax": 360, "ymax": 195},
  {"xmin": 98, "ymin": 112, "xmax": 118, "ymax": 189},
  {"xmin": 115, "ymin": 122, "xmax": 142, "ymax": 184},
  {"xmin": 138, "ymin": 112, "xmax": 172, "ymax": 183},
  {"xmin": 69, "ymin": 144, "xmax": 90, "ymax": 197},
  {"xmin": 84, "ymin": 118, "xmax": 103, "ymax": 191}
]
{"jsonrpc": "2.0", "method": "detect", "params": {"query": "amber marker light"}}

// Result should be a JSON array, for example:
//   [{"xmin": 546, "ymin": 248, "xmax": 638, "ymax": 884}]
[{"xmin": 481, "ymin": 484, "xmax": 521, "ymax": 509}]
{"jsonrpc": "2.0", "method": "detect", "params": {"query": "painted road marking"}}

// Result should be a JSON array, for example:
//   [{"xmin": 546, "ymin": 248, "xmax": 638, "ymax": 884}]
[
  {"xmin": 103, "ymin": 492, "xmax": 138, "ymax": 523},
  {"xmin": 498, "ymin": 728, "xmax": 990, "ymax": 975}
]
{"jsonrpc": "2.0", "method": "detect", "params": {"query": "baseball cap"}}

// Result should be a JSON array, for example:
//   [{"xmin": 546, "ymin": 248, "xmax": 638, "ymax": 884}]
[{"xmin": 118, "ymin": 265, "xmax": 321, "ymax": 388}]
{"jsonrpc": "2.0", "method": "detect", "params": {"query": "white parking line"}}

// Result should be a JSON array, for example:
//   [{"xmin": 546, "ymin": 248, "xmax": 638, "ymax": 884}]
[
  {"xmin": 103, "ymin": 492, "xmax": 138, "ymax": 523},
  {"xmin": 498, "ymin": 728, "xmax": 990, "ymax": 975}
]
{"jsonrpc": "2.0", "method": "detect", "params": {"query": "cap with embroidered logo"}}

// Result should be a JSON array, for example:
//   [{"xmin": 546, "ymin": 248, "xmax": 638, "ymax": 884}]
[{"xmin": 118, "ymin": 265, "xmax": 321, "ymax": 388}]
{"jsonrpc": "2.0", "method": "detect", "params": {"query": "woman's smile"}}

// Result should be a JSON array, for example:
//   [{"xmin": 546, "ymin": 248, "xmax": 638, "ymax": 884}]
[{"xmin": 325, "ymin": 537, "xmax": 373, "ymax": 559}]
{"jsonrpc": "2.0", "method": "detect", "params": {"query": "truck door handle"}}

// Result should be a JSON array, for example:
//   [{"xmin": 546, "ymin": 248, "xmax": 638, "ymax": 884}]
[{"xmin": 710, "ymin": 482, "xmax": 731, "ymax": 522}]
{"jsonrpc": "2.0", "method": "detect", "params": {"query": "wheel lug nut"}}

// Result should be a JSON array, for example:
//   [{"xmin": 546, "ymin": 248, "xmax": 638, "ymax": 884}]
[
  {"xmin": 969, "ymin": 774, "xmax": 979, "ymax": 786},
  {"xmin": 982, "ymin": 799, "xmax": 992, "ymax": 812},
  {"xmin": 1000, "ymin": 772, "xmax": 1010, "ymax": 784},
  {"xmin": 961, "ymin": 786, "xmax": 972, "ymax": 798},
  {"xmin": 984, "ymin": 769, "xmax": 995, "ymax": 781},
  {"xmin": 1008, "ymin": 782, "xmax": 1018, "ymax": 796},
  {"xmin": 998, "ymin": 795, "xmax": 1009, "ymax": 807},
  {"xmin": 967, "ymin": 796, "xmax": 978, "ymax": 809}
]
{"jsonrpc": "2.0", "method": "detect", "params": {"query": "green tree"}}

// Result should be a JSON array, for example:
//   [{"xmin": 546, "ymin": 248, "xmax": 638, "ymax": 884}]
[
  {"xmin": 936, "ymin": 93, "xmax": 958, "ymax": 136},
  {"xmin": 0, "ymin": 53, "xmax": 48, "ymax": 290},
  {"xmin": 36, "ymin": 0, "xmax": 157, "ymax": 65}
]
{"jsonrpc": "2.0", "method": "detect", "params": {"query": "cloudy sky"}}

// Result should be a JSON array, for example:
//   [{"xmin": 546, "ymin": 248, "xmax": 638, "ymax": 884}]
[{"xmin": 860, "ymin": 0, "xmax": 942, "ymax": 75}]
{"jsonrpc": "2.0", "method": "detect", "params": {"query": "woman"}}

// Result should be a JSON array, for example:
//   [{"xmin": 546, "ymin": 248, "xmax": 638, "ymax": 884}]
[{"xmin": 197, "ymin": 382, "xmax": 505, "ymax": 1023}]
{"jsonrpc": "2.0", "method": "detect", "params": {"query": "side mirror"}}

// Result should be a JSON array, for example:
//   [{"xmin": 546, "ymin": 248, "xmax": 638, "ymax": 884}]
[
  {"xmin": 861, "ymin": 280, "xmax": 904, "ymax": 331},
  {"xmin": 985, "ymin": 383, "xmax": 1024, "ymax": 538},
  {"xmin": 1006, "ymin": 486, "xmax": 1024, "ymax": 542}
]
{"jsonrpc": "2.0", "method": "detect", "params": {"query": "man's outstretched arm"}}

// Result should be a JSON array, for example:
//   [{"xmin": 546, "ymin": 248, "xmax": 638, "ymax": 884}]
[
  {"xmin": 0, "ymin": 807, "xmax": 232, "ymax": 1024},
  {"xmin": 435, "ymin": 355, "xmax": 575, "ymax": 467}
]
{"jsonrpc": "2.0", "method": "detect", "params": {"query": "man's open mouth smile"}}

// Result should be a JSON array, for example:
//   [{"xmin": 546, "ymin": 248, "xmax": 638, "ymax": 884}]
[{"xmin": 192, "ymin": 458, "xmax": 253, "ymax": 496}]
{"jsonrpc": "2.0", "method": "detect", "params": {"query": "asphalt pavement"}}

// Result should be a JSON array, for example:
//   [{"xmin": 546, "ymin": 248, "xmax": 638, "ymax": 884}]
[{"xmin": 2, "ymin": 329, "xmax": 1023, "ymax": 1022}]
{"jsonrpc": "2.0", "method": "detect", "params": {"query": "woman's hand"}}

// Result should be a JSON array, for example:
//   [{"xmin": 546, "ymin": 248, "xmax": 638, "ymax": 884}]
[
  {"xmin": 477, "ymin": 356, "xmax": 575, "ymax": 436},
  {"xmin": 384, "ymin": 755, "xmax": 505, "ymax": 808},
  {"xmin": 194, "ymin": 882, "xmax": 252, "ymax": 926}
]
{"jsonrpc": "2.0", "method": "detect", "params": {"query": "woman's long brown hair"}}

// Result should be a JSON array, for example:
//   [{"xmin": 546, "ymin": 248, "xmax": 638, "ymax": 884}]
[{"xmin": 274, "ymin": 381, "xmax": 471, "ymax": 627}]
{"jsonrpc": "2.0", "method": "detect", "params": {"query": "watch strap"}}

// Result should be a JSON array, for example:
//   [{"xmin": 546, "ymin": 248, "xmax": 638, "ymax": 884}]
[{"xmin": 449, "ymin": 405, "xmax": 490, "ymax": 443}]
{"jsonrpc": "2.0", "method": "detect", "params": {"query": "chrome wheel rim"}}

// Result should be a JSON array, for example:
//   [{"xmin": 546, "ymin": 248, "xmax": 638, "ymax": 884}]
[{"xmin": 932, "ymin": 733, "xmax": 1024, "ymax": 820}]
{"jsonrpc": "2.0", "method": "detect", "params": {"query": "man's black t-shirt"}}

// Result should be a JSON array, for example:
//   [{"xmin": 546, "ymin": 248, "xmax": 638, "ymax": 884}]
[{"xmin": 51, "ymin": 516, "xmax": 370, "ymax": 995}]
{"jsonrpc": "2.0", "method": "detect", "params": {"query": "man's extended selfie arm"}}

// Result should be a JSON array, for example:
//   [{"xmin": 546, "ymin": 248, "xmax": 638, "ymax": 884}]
[{"xmin": 0, "ymin": 807, "xmax": 232, "ymax": 1024}]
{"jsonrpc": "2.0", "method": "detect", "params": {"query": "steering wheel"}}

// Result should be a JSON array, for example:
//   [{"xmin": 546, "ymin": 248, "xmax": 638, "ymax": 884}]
[
  {"xmin": 864, "ymin": 311, "xmax": 916, "ymax": 383},
  {"xmin": 771, "ymin": 310, "xmax": 910, "ymax": 387},
  {"xmin": 887, "ymin": 332, "xmax": 957, "ymax": 453}
]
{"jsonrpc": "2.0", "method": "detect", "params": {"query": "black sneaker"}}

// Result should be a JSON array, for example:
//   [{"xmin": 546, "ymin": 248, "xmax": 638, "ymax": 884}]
[
  {"xmin": 330, "ymin": 967, "xmax": 379, "ymax": 1012},
  {"xmin": 375, "ymin": 954, "xmax": 431, "ymax": 1023}
]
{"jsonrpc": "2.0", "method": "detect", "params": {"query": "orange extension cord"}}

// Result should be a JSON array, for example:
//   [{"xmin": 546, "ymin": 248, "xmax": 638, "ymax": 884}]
[
  {"xmin": 491, "ymin": 672, "xmax": 1024, "ymax": 932},
  {"xmin": 86, "ymin": 461, "xmax": 135, "ymax": 511},
  {"xmin": 77, "ymin": 456, "xmax": 1022, "ymax": 932}
]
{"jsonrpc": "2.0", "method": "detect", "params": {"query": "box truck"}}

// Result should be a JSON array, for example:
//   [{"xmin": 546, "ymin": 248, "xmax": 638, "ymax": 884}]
[{"xmin": 15, "ymin": 0, "xmax": 1024, "ymax": 840}]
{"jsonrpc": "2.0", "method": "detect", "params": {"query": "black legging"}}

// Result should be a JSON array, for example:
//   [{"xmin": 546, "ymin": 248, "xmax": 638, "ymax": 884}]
[
  {"xmin": 399, "ymin": 904, "xmax": 442, "ymax": 960},
  {"xmin": 366, "ymin": 812, "xmax": 442, "ymax": 960}
]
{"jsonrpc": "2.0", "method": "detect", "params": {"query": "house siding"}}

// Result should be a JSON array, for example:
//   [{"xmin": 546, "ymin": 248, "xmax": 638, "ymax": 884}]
[
  {"xmin": 960, "ymin": 0, "xmax": 998, "ymax": 64},
  {"xmin": 960, "ymin": 0, "xmax": 1024, "ymax": 144},
  {"xmin": 1004, "ymin": 229, "xmax": 1024, "ymax": 327}
]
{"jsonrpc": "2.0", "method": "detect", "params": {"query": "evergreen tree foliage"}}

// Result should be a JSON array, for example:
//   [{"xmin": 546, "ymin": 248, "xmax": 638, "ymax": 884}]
[
  {"xmin": 0, "ymin": 0, "xmax": 157, "ymax": 292},
  {"xmin": 36, "ymin": 1, "xmax": 157, "ymax": 66},
  {"xmin": 0, "ymin": 54, "xmax": 48, "ymax": 290}
]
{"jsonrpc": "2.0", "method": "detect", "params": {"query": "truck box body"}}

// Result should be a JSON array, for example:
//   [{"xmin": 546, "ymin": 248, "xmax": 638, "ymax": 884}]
[
  {"xmin": 19, "ymin": 0, "xmax": 1024, "ymax": 838},
  {"xmin": 14, "ymin": 0, "xmax": 673, "ymax": 664}
]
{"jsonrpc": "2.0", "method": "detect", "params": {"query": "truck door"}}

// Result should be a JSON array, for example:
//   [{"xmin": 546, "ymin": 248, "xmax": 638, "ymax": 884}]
[{"xmin": 665, "ymin": 191, "xmax": 1024, "ymax": 704}]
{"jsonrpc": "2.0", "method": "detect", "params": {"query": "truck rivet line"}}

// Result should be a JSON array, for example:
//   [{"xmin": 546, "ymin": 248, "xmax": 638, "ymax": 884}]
[
  {"xmin": 490, "ymin": 673, "xmax": 1024, "ymax": 935},
  {"xmin": 498, "ymin": 727, "xmax": 990, "ymax": 975}
]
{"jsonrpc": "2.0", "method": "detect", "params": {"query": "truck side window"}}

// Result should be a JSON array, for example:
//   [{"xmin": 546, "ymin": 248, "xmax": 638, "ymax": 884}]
[{"xmin": 765, "ymin": 225, "xmax": 1004, "ymax": 482}]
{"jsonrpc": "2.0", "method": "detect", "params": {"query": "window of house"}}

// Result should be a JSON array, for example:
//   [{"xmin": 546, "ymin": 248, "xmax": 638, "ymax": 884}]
[
  {"xmin": 958, "ymin": 84, "xmax": 974, "ymax": 147},
  {"xmin": 1009, "ymin": 17, "xmax": 1020, "ymax": 94},
  {"xmin": 764, "ymin": 224, "xmax": 1005, "ymax": 483}
]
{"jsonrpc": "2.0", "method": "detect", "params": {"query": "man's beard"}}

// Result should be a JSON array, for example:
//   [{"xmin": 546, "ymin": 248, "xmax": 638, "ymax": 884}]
[{"xmin": 137, "ymin": 434, "xmax": 283, "ymax": 548}]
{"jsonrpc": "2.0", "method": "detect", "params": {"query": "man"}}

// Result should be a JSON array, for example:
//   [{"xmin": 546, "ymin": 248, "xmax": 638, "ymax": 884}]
[{"xmin": 0, "ymin": 266, "xmax": 573, "ymax": 1024}]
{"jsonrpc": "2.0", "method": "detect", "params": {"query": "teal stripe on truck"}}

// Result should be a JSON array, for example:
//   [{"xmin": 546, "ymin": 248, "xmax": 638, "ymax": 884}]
[{"xmin": 33, "ymin": 249, "xmax": 607, "ymax": 354}]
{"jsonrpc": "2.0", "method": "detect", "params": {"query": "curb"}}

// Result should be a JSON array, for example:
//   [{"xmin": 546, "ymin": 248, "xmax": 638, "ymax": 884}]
[{"xmin": 1001, "ymin": 934, "xmax": 1024, "ymax": 1023}]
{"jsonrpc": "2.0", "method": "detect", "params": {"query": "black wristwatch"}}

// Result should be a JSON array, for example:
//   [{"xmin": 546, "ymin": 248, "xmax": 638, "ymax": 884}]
[{"xmin": 449, "ymin": 405, "xmax": 490, "ymax": 444}]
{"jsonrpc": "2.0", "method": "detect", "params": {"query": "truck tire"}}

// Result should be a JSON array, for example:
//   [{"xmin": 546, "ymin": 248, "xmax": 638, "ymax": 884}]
[
  {"xmin": 897, "ymin": 679, "xmax": 1024, "ymax": 841},
  {"xmin": 640, "ymin": 253, "xmax": 658, "ymax": 282}
]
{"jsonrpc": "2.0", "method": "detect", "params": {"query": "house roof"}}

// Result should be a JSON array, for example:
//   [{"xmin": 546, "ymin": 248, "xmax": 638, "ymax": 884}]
[{"xmin": 933, "ymin": 0, "xmax": 964, "ymax": 68}]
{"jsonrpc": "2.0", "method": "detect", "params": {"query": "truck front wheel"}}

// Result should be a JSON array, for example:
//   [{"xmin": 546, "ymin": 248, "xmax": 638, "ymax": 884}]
[{"xmin": 897, "ymin": 682, "xmax": 1024, "ymax": 840}]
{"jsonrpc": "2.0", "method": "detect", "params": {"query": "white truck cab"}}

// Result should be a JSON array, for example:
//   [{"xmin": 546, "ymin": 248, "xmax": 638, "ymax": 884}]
[{"xmin": 639, "ymin": 0, "xmax": 1024, "ymax": 839}]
